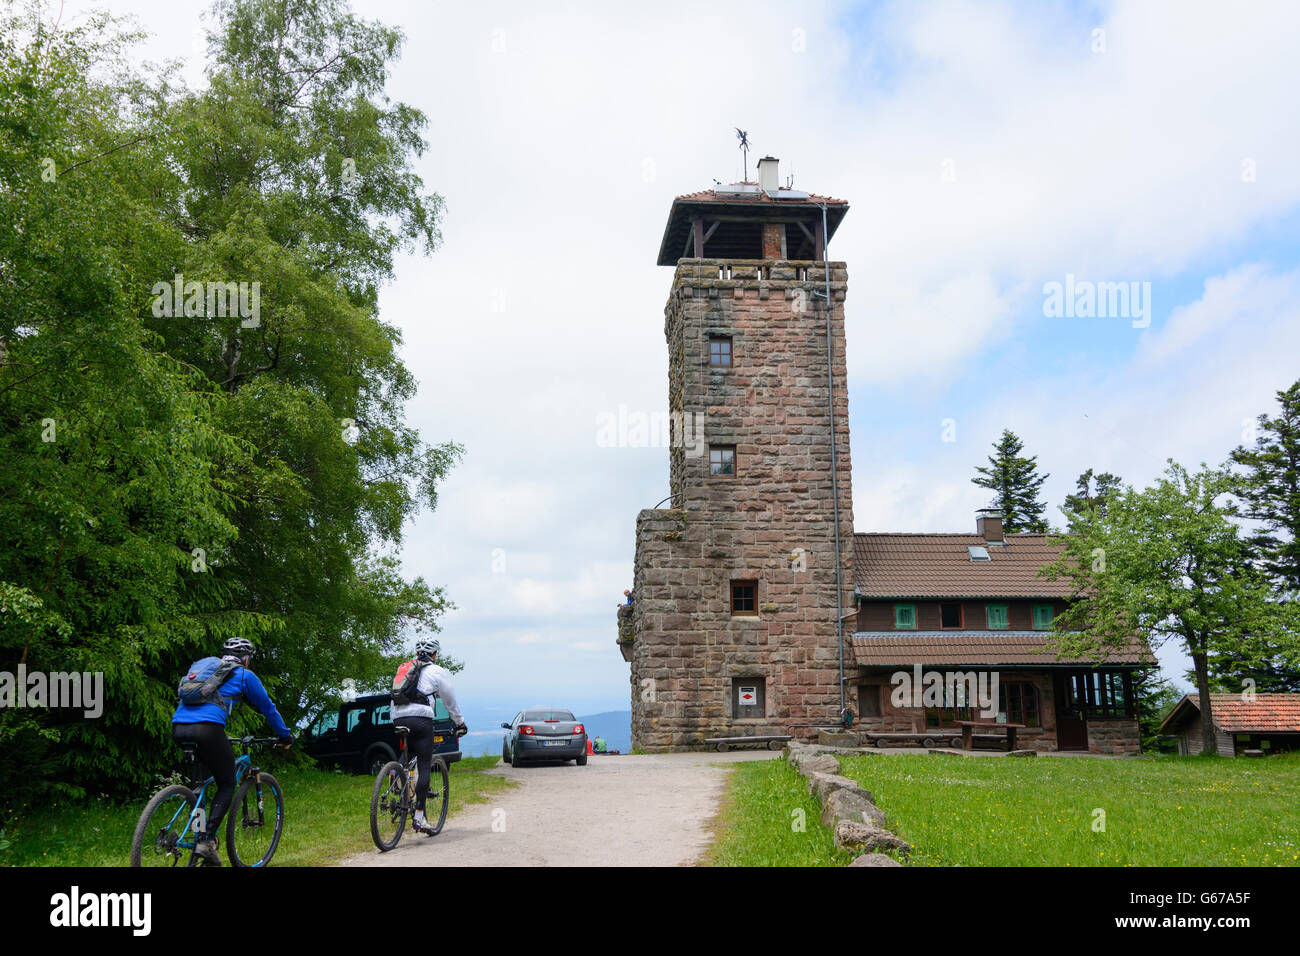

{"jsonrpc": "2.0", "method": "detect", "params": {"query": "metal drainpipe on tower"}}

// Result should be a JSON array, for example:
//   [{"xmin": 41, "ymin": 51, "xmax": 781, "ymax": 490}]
[{"xmin": 816, "ymin": 201, "xmax": 846, "ymax": 721}]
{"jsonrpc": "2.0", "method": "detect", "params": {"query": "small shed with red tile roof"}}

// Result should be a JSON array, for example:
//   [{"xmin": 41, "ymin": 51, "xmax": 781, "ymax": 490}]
[{"xmin": 1159, "ymin": 693, "xmax": 1300, "ymax": 755}]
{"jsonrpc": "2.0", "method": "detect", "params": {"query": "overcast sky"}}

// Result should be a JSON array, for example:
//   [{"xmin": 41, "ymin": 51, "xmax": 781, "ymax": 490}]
[{"xmin": 62, "ymin": 0, "xmax": 1300, "ymax": 738}]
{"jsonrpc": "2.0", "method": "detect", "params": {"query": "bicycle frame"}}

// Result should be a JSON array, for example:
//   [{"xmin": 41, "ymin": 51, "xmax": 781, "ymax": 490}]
[{"xmin": 165, "ymin": 741, "xmax": 264, "ymax": 857}]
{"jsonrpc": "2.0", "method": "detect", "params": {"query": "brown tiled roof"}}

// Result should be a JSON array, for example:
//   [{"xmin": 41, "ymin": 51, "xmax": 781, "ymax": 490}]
[
  {"xmin": 1160, "ymin": 693, "xmax": 1300, "ymax": 734},
  {"xmin": 850, "ymin": 631, "xmax": 1153, "ymax": 668},
  {"xmin": 673, "ymin": 187, "xmax": 848, "ymax": 205},
  {"xmin": 853, "ymin": 532, "xmax": 1073, "ymax": 598}
]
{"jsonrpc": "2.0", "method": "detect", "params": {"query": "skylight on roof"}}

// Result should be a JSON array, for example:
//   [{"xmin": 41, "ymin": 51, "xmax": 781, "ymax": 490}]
[{"xmin": 968, "ymin": 545, "xmax": 991, "ymax": 561}]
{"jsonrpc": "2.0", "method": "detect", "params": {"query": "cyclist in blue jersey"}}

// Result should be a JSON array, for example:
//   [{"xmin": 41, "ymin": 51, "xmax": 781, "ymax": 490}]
[{"xmin": 172, "ymin": 637, "xmax": 292, "ymax": 865}]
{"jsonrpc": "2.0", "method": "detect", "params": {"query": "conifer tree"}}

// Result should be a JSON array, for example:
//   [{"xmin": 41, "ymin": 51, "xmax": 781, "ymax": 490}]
[
  {"xmin": 1217, "ymin": 380, "xmax": 1300, "ymax": 691},
  {"xmin": 1062, "ymin": 469, "xmax": 1123, "ymax": 530},
  {"xmin": 972, "ymin": 429, "xmax": 1050, "ymax": 533},
  {"xmin": 1231, "ymin": 380, "xmax": 1300, "ymax": 593}
]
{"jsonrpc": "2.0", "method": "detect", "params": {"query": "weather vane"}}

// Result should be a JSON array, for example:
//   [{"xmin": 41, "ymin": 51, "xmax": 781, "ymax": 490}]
[{"xmin": 735, "ymin": 128, "xmax": 751, "ymax": 182}]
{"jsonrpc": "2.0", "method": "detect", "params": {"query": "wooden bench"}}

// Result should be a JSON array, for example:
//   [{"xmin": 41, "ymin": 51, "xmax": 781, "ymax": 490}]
[
  {"xmin": 861, "ymin": 732, "xmax": 964, "ymax": 749},
  {"xmin": 955, "ymin": 721, "xmax": 1026, "ymax": 751},
  {"xmin": 704, "ymin": 735, "xmax": 791, "ymax": 753}
]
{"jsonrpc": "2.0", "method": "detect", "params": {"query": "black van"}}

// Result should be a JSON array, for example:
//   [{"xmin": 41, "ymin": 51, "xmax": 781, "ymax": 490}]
[{"xmin": 300, "ymin": 693, "xmax": 462, "ymax": 775}]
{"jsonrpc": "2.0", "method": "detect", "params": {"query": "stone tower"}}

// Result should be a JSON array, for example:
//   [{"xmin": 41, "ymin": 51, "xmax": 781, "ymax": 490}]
[{"xmin": 618, "ymin": 157, "xmax": 855, "ymax": 750}]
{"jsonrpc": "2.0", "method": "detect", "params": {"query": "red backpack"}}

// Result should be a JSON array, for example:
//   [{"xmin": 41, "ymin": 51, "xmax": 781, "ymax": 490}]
[{"xmin": 391, "ymin": 659, "xmax": 430, "ymax": 706}]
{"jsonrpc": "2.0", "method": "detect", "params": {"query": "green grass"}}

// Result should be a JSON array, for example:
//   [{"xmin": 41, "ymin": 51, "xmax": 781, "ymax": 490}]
[
  {"xmin": 704, "ymin": 757, "xmax": 855, "ymax": 867},
  {"xmin": 836, "ymin": 751, "xmax": 1300, "ymax": 867},
  {"xmin": 0, "ymin": 755, "xmax": 515, "ymax": 867}
]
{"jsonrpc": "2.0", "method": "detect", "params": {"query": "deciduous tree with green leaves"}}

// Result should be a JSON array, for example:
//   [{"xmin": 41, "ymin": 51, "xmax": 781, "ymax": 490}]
[
  {"xmin": 972, "ymin": 429, "xmax": 1049, "ymax": 533},
  {"xmin": 1042, "ymin": 462, "xmax": 1299, "ymax": 754},
  {"xmin": 0, "ymin": 0, "xmax": 461, "ymax": 799}
]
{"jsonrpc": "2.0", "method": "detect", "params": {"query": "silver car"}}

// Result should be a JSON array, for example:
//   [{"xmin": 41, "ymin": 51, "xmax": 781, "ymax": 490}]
[{"xmin": 501, "ymin": 708, "xmax": 588, "ymax": 767}]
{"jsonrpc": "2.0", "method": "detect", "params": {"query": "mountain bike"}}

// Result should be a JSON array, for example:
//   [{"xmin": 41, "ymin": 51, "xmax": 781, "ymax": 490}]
[
  {"xmin": 369, "ymin": 724, "xmax": 465, "ymax": 851},
  {"xmin": 130, "ymin": 736, "xmax": 284, "ymax": 867}
]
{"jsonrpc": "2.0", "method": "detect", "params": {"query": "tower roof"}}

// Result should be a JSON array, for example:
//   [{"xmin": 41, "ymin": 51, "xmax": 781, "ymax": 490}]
[{"xmin": 656, "ymin": 185, "xmax": 849, "ymax": 266}]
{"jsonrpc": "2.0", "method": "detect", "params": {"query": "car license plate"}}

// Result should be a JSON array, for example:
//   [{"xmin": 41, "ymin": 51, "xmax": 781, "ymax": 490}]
[
  {"xmin": 434, "ymin": 736, "xmax": 444, "ymax": 743},
  {"xmin": 543, "ymin": 739, "xmax": 566, "ymax": 747}
]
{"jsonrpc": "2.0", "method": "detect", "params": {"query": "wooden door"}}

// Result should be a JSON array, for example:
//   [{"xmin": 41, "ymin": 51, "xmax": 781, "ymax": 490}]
[{"xmin": 1053, "ymin": 673, "xmax": 1088, "ymax": 750}]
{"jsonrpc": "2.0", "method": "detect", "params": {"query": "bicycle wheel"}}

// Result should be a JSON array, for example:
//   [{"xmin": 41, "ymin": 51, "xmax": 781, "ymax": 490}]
[
  {"xmin": 226, "ymin": 771, "xmax": 284, "ymax": 867},
  {"xmin": 421, "ymin": 757, "xmax": 450, "ymax": 836},
  {"xmin": 370, "ymin": 761, "xmax": 409, "ymax": 851},
  {"xmin": 130, "ymin": 785, "xmax": 200, "ymax": 867}
]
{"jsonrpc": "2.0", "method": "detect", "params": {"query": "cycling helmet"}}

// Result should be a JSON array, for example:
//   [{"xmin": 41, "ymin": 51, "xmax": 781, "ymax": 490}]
[
  {"xmin": 414, "ymin": 638, "xmax": 440, "ymax": 661},
  {"xmin": 222, "ymin": 637, "xmax": 256, "ymax": 658}
]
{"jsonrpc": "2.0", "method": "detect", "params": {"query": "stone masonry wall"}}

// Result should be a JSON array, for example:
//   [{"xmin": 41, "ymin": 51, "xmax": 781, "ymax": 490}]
[
  {"xmin": 1086, "ymin": 719, "xmax": 1141, "ymax": 755},
  {"xmin": 630, "ymin": 258, "xmax": 855, "ymax": 750}
]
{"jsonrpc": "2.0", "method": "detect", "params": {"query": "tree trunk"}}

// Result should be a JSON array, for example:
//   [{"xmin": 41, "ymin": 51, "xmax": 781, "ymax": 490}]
[{"xmin": 1191, "ymin": 651, "xmax": 1217, "ymax": 755}]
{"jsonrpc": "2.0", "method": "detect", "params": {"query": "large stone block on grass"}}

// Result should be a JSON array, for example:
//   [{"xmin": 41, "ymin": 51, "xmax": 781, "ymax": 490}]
[
  {"xmin": 834, "ymin": 821, "xmax": 911, "ymax": 857},
  {"xmin": 807, "ymin": 771, "xmax": 875, "ymax": 805},
  {"xmin": 820, "ymin": 788, "xmax": 887, "ymax": 830},
  {"xmin": 792, "ymin": 751, "xmax": 841, "ymax": 775}
]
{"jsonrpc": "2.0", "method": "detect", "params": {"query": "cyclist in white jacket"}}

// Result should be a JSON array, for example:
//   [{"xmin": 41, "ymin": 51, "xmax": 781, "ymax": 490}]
[{"xmin": 390, "ymin": 638, "xmax": 467, "ymax": 831}]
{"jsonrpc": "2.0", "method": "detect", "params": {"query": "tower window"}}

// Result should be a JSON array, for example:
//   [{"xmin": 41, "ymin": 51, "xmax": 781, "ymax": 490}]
[
  {"xmin": 731, "ymin": 580, "xmax": 757, "ymax": 615},
  {"xmin": 986, "ymin": 604, "xmax": 1009, "ymax": 629},
  {"xmin": 940, "ymin": 603, "xmax": 963, "ymax": 628},
  {"xmin": 709, "ymin": 445, "xmax": 736, "ymax": 476},
  {"xmin": 894, "ymin": 604, "xmax": 916, "ymax": 629},
  {"xmin": 1032, "ymin": 604, "xmax": 1054, "ymax": 630},
  {"xmin": 709, "ymin": 336, "xmax": 733, "ymax": 367}
]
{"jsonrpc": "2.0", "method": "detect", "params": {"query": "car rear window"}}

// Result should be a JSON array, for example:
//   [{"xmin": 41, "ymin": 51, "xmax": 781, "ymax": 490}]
[{"xmin": 522, "ymin": 709, "xmax": 575, "ymax": 721}]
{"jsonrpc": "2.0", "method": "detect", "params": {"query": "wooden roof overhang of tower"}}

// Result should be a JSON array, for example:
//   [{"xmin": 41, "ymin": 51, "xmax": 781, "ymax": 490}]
[{"xmin": 656, "ymin": 189, "xmax": 849, "ymax": 265}]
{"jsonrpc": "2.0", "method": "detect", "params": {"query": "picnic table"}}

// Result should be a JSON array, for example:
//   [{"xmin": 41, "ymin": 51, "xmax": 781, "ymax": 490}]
[{"xmin": 955, "ymin": 720, "xmax": 1026, "ymax": 752}]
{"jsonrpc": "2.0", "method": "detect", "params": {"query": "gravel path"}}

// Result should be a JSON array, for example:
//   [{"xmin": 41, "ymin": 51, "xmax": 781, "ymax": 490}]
[{"xmin": 344, "ymin": 750, "xmax": 776, "ymax": 867}]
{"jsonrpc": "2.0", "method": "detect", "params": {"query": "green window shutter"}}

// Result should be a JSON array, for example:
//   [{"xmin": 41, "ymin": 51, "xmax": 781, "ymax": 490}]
[
  {"xmin": 1033, "ymin": 604, "xmax": 1053, "ymax": 630},
  {"xmin": 986, "ymin": 604, "xmax": 1009, "ymax": 629},
  {"xmin": 894, "ymin": 604, "xmax": 916, "ymax": 629}
]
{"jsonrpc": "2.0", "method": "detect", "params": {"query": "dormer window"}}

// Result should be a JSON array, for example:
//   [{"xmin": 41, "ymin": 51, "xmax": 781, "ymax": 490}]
[
  {"xmin": 940, "ymin": 603, "xmax": 963, "ymax": 628},
  {"xmin": 1033, "ymin": 604, "xmax": 1055, "ymax": 630},
  {"xmin": 968, "ymin": 545, "xmax": 991, "ymax": 561},
  {"xmin": 986, "ymin": 604, "xmax": 1009, "ymax": 629}
]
